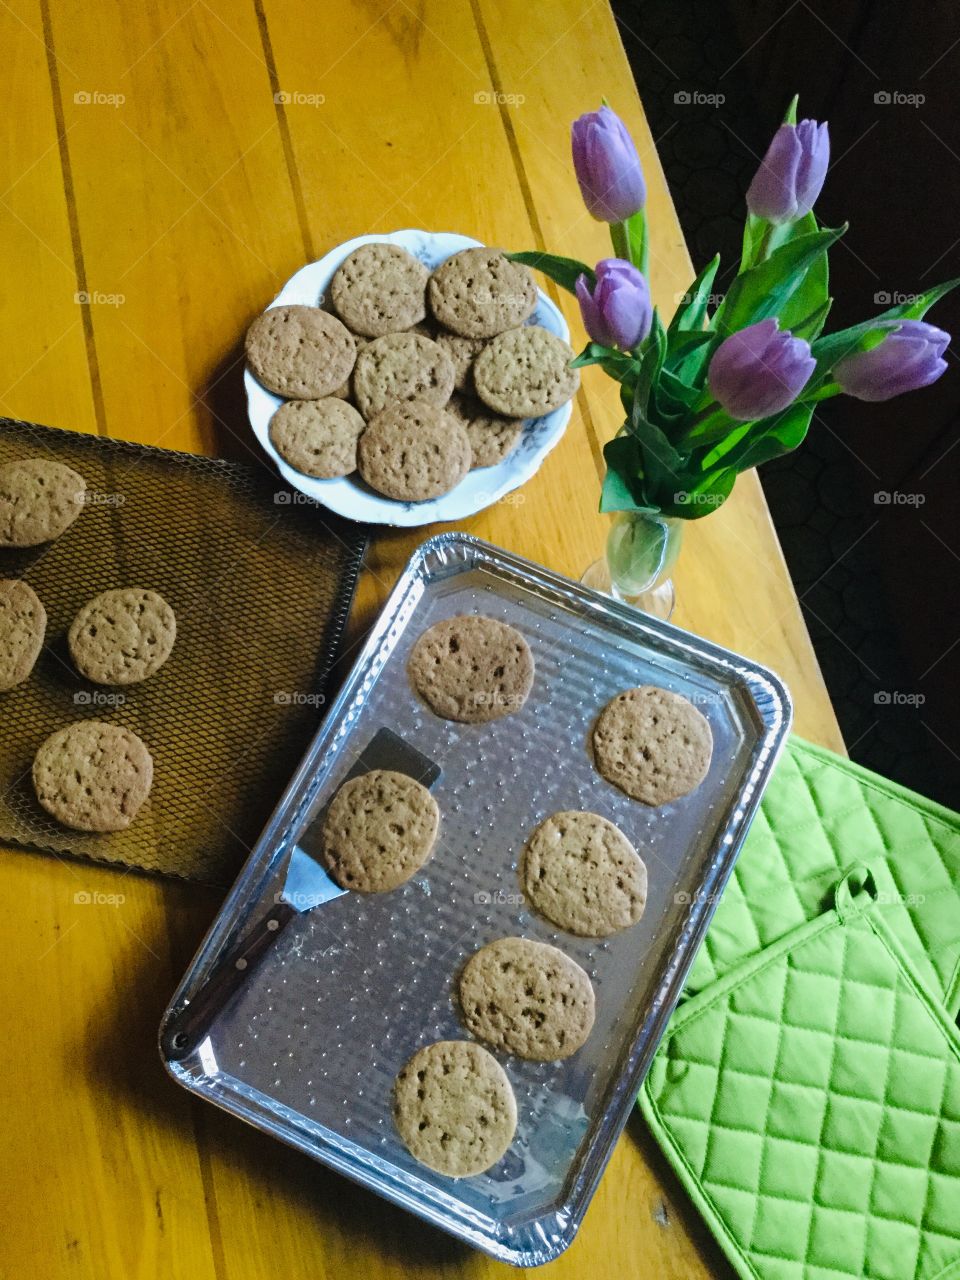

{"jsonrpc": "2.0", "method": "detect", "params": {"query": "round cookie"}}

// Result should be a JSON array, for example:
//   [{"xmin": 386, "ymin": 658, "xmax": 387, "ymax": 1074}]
[
  {"xmin": 408, "ymin": 615, "xmax": 533, "ymax": 723},
  {"xmin": 330, "ymin": 242, "xmax": 429, "ymax": 337},
  {"xmin": 473, "ymin": 326, "xmax": 579, "ymax": 418},
  {"xmin": 352, "ymin": 332, "xmax": 455, "ymax": 419},
  {"xmin": 0, "ymin": 579, "xmax": 46, "ymax": 691},
  {"xmin": 434, "ymin": 331, "xmax": 487, "ymax": 392},
  {"xmin": 245, "ymin": 305, "xmax": 356, "ymax": 399},
  {"xmin": 428, "ymin": 248, "xmax": 537, "ymax": 338},
  {"xmin": 68, "ymin": 588, "xmax": 176, "ymax": 686},
  {"xmin": 394, "ymin": 1040, "xmax": 517, "ymax": 1177},
  {"xmin": 320, "ymin": 768, "xmax": 439, "ymax": 893},
  {"xmin": 593, "ymin": 686, "xmax": 713, "ymax": 805},
  {"xmin": 459, "ymin": 937, "xmax": 595, "ymax": 1061},
  {"xmin": 0, "ymin": 458, "xmax": 86, "ymax": 547},
  {"xmin": 32, "ymin": 721, "xmax": 154, "ymax": 833},
  {"xmin": 269, "ymin": 397, "xmax": 365, "ymax": 478},
  {"xmin": 521, "ymin": 811, "xmax": 647, "ymax": 937},
  {"xmin": 358, "ymin": 402, "xmax": 470, "ymax": 502},
  {"xmin": 445, "ymin": 392, "xmax": 524, "ymax": 468}
]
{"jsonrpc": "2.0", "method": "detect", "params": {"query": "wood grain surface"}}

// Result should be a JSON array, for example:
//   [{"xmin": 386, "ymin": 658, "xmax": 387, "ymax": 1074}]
[{"xmin": 0, "ymin": 2, "xmax": 843, "ymax": 1277}]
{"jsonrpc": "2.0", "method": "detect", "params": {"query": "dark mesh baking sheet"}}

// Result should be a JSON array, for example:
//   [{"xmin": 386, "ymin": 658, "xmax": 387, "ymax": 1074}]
[{"xmin": 0, "ymin": 418, "xmax": 365, "ymax": 884}]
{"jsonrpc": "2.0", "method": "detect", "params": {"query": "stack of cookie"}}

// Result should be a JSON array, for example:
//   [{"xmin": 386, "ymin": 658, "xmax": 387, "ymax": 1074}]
[{"xmin": 245, "ymin": 243, "xmax": 580, "ymax": 503}]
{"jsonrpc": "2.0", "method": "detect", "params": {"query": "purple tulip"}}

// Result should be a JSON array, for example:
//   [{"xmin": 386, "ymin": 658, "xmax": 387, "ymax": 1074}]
[
  {"xmin": 708, "ymin": 319, "xmax": 815, "ymax": 420},
  {"xmin": 575, "ymin": 258, "xmax": 652, "ymax": 349},
  {"xmin": 834, "ymin": 319, "xmax": 950, "ymax": 401},
  {"xmin": 747, "ymin": 120, "xmax": 830, "ymax": 224},
  {"xmin": 571, "ymin": 105, "xmax": 646, "ymax": 223}
]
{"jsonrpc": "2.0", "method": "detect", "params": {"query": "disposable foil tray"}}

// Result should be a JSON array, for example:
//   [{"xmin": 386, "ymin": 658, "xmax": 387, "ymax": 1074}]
[{"xmin": 161, "ymin": 532, "xmax": 792, "ymax": 1264}]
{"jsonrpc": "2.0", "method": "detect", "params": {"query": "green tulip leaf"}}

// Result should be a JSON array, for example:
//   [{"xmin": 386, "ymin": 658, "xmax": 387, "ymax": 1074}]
[
  {"xmin": 715, "ymin": 223, "xmax": 844, "ymax": 338},
  {"xmin": 699, "ymin": 401, "xmax": 814, "ymax": 473},
  {"xmin": 611, "ymin": 210, "xmax": 648, "ymax": 274},
  {"xmin": 668, "ymin": 254, "xmax": 720, "ymax": 335},
  {"xmin": 506, "ymin": 251, "xmax": 595, "ymax": 295},
  {"xmin": 600, "ymin": 434, "xmax": 647, "ymax": 513}
]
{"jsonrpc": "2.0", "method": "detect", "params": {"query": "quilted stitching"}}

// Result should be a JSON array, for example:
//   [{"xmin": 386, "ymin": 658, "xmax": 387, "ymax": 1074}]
[
  {"xmin": 686, "ymin": 739, "xmax": 960, "ymax": 1016},
  {"xmin": 643, "ymin": 901, "xmax": 960, "ymax": 1280}
]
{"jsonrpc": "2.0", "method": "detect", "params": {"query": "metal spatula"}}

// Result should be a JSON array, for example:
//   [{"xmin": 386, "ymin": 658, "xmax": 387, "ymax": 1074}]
[{"xmin": 161, "ymin": 728, "xmax": 441, "ymax": 1061}]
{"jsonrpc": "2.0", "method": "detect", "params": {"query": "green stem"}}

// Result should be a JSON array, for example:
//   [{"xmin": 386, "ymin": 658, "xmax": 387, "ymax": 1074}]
[
  {"xmin": 800, "ymin": 380, "xmax": 842, "ymax": 403},
  {"xmin": 610, "ymin": 215, "xmax": 649, "ymax": 275}
]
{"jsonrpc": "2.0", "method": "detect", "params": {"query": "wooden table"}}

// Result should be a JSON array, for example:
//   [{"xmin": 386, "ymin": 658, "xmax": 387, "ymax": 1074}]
[{"xmin": 0, "ymin": 2, "xmax": 844, "ymax": 1276}]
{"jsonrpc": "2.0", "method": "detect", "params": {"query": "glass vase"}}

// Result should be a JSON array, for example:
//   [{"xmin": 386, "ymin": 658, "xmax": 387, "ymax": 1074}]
[{"xmin": 581, "ymin": 510, "xmax": 683, "ymax": 619}]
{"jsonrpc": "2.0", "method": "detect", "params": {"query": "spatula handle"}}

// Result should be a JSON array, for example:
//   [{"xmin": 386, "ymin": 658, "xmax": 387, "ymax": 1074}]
[{"xmin": 160, "ymin": 899, "xmax": 297, "ymax": 1062}]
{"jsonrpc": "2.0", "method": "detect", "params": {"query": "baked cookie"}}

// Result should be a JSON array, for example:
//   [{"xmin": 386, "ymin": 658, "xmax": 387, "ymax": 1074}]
[
  {"xmin": 330, "ymin": 242, "xmax": 429, "ymax": 337},
  {"xmin": 0, "ymin": 458, "xmax": 86, "ymax": 547},
  {"xmin": 394, "ymin": 1040, "xmax": 517, "ymax": 1177},
  {"xmin": 459, "ymin": 937, "xmax": 595, "ymax": 1061},
  {"xmin": 445, "ymin": 392, "xmax": 524, "ymax": 468},
  {"xmin": 358, "ymin": 402, "xmax": 470, "ymax": 502},
  {"xmin": 434, "ymin": 331, "xmax": 487, "ymax": 392},
  {"xmin": 473, "ymin": 326, "xmax": 579, "ymax": 418},
  {"xmin": 0, "ymin": 579, "xmax": 46, "ymax": 691},
  {"xmin": 593, "ymin": 686, "xmax": 713, "ymax": 805},
  {"xmin": 320, "ymin": 768, "xmax": 439, "ymax": 893},
  {"xmin": 269, "ymin": 397, "xmax": 365, "ymax": 478},
  {"xmin": 408, "ymin": 615, "xmax": 533, "ymax": 722},
  {"xmin": 521, "ymin": 811, "xmax": 647, "ymax": 937},
  {"xmin": 32, "ymin": 721, "xmax": 154, "ymax": 833},
  {"xmin": 428, "ymin": 248, "xmax": 537, "ymax": 338},
  {"xmin": 352, "ymin": 332, "xmax": 455, "ymax": 419},
  {"xmin": 245, "ymin": 305, "xmax": 356, "ymax": 399},
  {"xmin": 68, "ymin": 588, "xmax": 176, "ymax": 686}
]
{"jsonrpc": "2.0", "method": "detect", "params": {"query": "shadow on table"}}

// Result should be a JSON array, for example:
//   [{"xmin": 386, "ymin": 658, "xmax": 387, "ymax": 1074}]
[{"xmin": 86, "ymin": 901, "xmax": 470, "ymax": 1271}]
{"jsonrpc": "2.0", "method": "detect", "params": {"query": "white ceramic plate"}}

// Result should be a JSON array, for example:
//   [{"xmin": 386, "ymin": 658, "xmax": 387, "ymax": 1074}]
[{"xmin": 244, "ymin": 229, "xmax": 573, "ymax": 527}]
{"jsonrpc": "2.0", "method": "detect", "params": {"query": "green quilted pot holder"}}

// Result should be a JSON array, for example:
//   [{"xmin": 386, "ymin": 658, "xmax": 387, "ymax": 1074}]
[
  {"xmin": 640, "ymin": 868, "xmax": 960, "ymax": 1280},
  {"xmin": 687, "ymin": 738, "xmax": 960, "ymax": 1017}
]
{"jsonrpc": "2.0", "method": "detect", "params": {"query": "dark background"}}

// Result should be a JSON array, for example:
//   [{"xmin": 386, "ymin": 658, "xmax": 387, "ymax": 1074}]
[{"xmin": 613, "ymin": 0, "xmax": 960, "ymax": 807}]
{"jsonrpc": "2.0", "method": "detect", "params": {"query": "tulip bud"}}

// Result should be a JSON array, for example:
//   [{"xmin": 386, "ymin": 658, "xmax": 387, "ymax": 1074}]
[
  {"xmin": 575, "ymin": 258, "xmax": 652, "ymax": 350},
  {"xmin": 747, "ymin": 119, "xmax": 830, "ymax": 224},
  {"xmin": 571, "ymin": 105, "xmax": 646, "ymax": 223},
  {"xmin": 834, "ymin": 319, "xmax": 949, "ymax": 401},
  {"xmin": 708, "ymin": 319, "xmax": 815, "ymax": 420}
]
